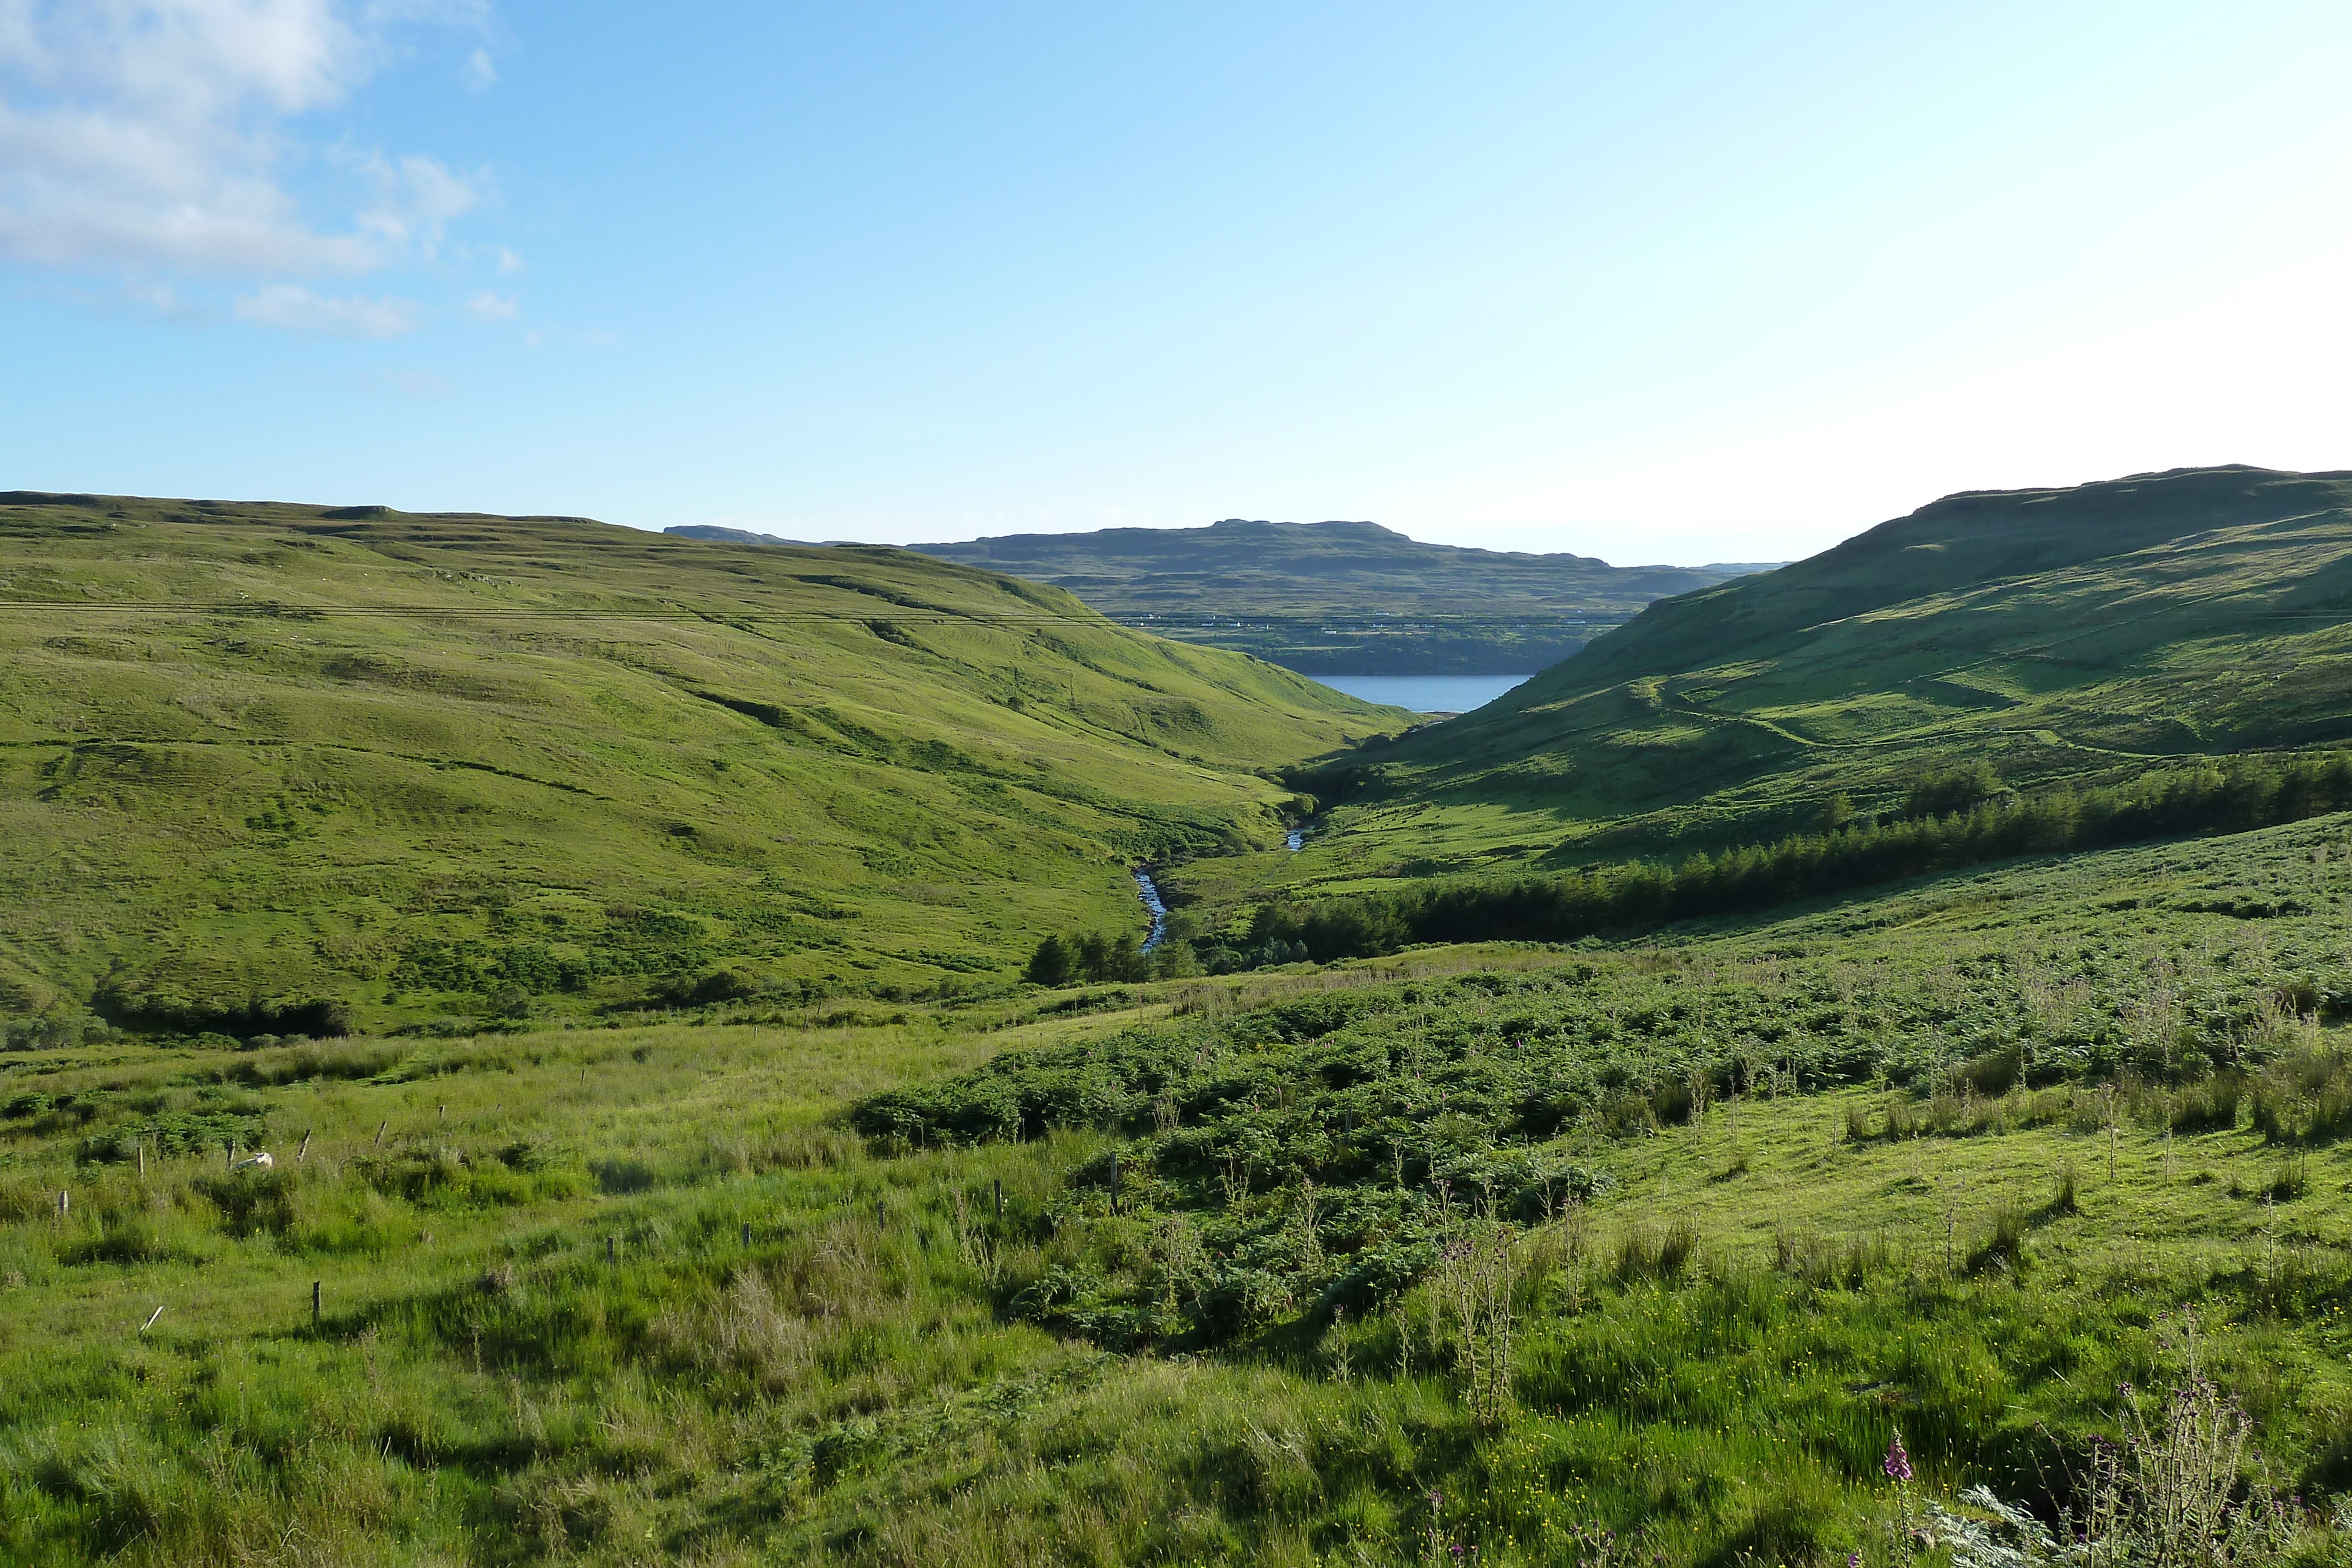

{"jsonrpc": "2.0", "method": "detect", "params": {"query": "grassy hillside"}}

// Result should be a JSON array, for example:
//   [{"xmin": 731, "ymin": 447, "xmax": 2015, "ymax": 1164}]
[
  {"xmin": 8, "ymin": 814, "xmax": 2352, "ymax": 1564},
  {"xmin": 673, "ymin": 518, "xmax": 1753, "ymax": 675},
  {"xmin": 1279, "ymin": 465, "xmax": 2352, "ymax": 889},
  {"xmin": 0, "ymin": 493, "xmax": 1404, "ymax": 1038}
]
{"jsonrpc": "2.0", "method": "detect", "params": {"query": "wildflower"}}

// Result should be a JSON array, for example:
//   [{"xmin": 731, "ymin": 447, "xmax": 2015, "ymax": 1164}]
[
  {"xmin": 1883, "ymin": 1431, "xmax": 1913, "ymax": 1482},
  {"xmin": 1849, "ymin": 1554, "xmax": 1862, "ymax": 1567}
]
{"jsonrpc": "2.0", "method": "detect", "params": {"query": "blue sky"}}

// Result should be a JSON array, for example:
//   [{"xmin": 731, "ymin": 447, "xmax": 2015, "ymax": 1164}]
[{"xmin": 4, "ymin": 2, "xmax": 2351, "ymax": 563}]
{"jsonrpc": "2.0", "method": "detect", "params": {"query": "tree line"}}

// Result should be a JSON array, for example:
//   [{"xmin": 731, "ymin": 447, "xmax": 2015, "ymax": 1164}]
[
  {"xmin": 1251, "ymin": 751, "xmax": 2352, "ymax": 962},
  {"xmin": 1020, "ymin": 751, "xmax": 2352, "ymax": 985},
  {"xmin": 1024, "ymin": 929, "xmax": 1198, "ymax": 986}
]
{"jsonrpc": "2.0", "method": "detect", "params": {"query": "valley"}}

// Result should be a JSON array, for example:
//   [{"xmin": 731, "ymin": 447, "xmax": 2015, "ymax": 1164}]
[
  {"xmin": 1218, "ymin": 466, "xmax": 2352, "ymax": 908},
  {"xmin": 7, "ymin": 469, "xmax": 2352, "ymax": 1566}
]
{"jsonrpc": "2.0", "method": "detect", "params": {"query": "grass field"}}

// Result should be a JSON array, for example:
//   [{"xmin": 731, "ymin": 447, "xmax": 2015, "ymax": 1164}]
[
  {"xmin": 0, "ymin": 493, "xmax": 1404, "ymax": 1039},
  {"xmin": 10, "ymin": 815, "xmax": 2352, "ymax": 1564}
]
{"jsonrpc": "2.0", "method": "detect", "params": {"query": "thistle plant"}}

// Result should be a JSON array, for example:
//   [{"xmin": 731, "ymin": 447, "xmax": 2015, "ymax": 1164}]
[
  {"xmin": 1429, "ymin": 1210, "xmax": 1516, "ymax": 1424},
  {"xmin": 2072, "ymin": 1368, "xmax": 2294, "ymax": 1566}
]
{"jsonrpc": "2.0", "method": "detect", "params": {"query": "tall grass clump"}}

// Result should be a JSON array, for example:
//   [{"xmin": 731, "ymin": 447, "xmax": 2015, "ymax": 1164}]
[
  {"xmin": 1966, "ymin": 1200, "xmax": 2033, "ymax": 1277},
  {"xmin": 1613, "ymin": 1218, "xmax": 1699, "ymax": 1285}
]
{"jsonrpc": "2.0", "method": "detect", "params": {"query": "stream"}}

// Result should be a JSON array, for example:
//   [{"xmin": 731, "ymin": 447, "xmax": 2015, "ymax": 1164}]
[
  {"xmin": 1138, "ymin": 827, "xmax": 1302, "ymax": 952},
  {"xmin": 1133, "ymin": 868, "xmax": 1168, "ymax": 952}
]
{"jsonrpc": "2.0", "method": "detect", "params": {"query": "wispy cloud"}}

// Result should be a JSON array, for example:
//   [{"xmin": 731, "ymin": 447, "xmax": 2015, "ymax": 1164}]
[
  {"xmin": 462, "ymin": 45, "xmax": 494, "ymax": 89},
  {"xmin": 353, "ymin": 149, "xmax": 485, "ymax": 259},
  {"xmin": 466, "ymin": 288, "xmax": 514, "ymax": 319},
  {"xmin": 523, "ymin": 323, "xmax": 616, "ymax": 350},
  {"xmin": 0, "ymin": 1, "xmax": 497, "ymax": 329},
  {"xmin": 355, "ymin": 366, "xmax": 449, "ymax": 397},
  {"xmin": 233, "ymin": 282, "xmax": 416, "ymax": 336}
]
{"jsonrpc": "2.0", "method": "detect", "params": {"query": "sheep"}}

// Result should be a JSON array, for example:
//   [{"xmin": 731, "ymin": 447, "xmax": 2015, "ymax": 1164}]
[{"xmin": 232, "ymin": 1151, "xmax": 275, "ymax": 1172}]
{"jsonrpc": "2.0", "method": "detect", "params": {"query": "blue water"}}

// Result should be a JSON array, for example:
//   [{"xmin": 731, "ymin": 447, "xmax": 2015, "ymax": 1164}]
[
  {"xmin": 1316, "ymin": 673, "xmax": 1534, "ymax": 714},
  {"xmin": 1134, "ymin": 868, "xmax": 1168, "ymax": 951}
]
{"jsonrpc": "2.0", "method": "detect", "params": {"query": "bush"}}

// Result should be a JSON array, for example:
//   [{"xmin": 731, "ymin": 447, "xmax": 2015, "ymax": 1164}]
[
  {"xmin": 1904, "ymin": 758, "xmax": 2004, "ymax": 820},
  {"xmin": 92, "ymin": 989, "xmax": 353, "ymax": 1039},
  {"xmin": 663, "ymin": 966, "xmax": 766, "ymax": 1007}
]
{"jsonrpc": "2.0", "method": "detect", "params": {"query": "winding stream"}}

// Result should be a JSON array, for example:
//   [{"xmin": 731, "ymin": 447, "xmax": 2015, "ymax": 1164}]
[
  {"xmin": 1138, "ymin": 826, "xmax": 1302, "ymax": 954},
  {"xmin": 1133, "ymin": 868, "xmax": 1168, "ymax": 951}
]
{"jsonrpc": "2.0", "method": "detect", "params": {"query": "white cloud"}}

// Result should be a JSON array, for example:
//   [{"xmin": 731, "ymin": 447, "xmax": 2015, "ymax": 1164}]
[
  {"xmin": 233, "ymin": 282, "xmax": 415, "ymax": 336},
  {"xmin": 495, "ymin": 243, "xmax": 522, "ymax": 273},
  {"xmin": 461, "ymin": 45, "xmax": 492, "ymax": 89},
  {"xmin": 353, "ymin": 149, "xmax": 484, "ymax": 257},
  {"xmin": 466, "ymin": 287, "xmax": 512, "ymax": 318},
  {"xmin": 351, "ymin": 366, "xmax": 449, "ymax": 396},
  {"xmin": 0, "ymin": 1, "xmax": 489, "ymax": 284}
]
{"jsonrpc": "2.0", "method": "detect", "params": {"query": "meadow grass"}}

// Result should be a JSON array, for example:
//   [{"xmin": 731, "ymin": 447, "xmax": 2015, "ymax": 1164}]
[{"xmin": 9, "ymin": 820, "xmax": 2352, "ymax": 1563}]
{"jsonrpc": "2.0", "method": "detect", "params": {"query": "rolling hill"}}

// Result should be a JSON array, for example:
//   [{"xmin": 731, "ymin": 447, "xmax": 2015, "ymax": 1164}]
[
  {"xmin": 670, "ymin": 517, "xmax": 1759, "ymax": 674},
  {"xmin": 0, "ymin": 493, "xmax": 1405, "ymax": 1037},
  {"xmin": 1233, "ymin": 464, "xmax": 2352, "ymax": 896},
  {"xmin": 15, "ymin": 481, "xmax": 2352, "ymax": 1568}
]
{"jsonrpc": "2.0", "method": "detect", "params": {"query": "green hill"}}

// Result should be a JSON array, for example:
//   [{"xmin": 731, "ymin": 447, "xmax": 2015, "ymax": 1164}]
[
  {"xmin": 0, "ymin": 493, "xmax": 1404, "ymax": 1037},
  {"xmin": 671, "ymin": 517, "xmax": 1755, "ymax": 674},
  {"xmin": 1245, "ymin": 464, "xmax": 2352, "ymax": 894}
]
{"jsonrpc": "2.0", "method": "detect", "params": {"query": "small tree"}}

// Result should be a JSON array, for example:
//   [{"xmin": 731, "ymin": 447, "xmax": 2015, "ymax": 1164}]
[
  {"xmin": 1905, "ymin": 759, "xmax": 2002, "ymax": 820},
  {"xmin": 1024, "ymin": 935, "xmax": 1073, "ymax": 987},
  {"xmin": 1101, "ymin": 932, "xmax": 1147, "ymax": 981}
]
